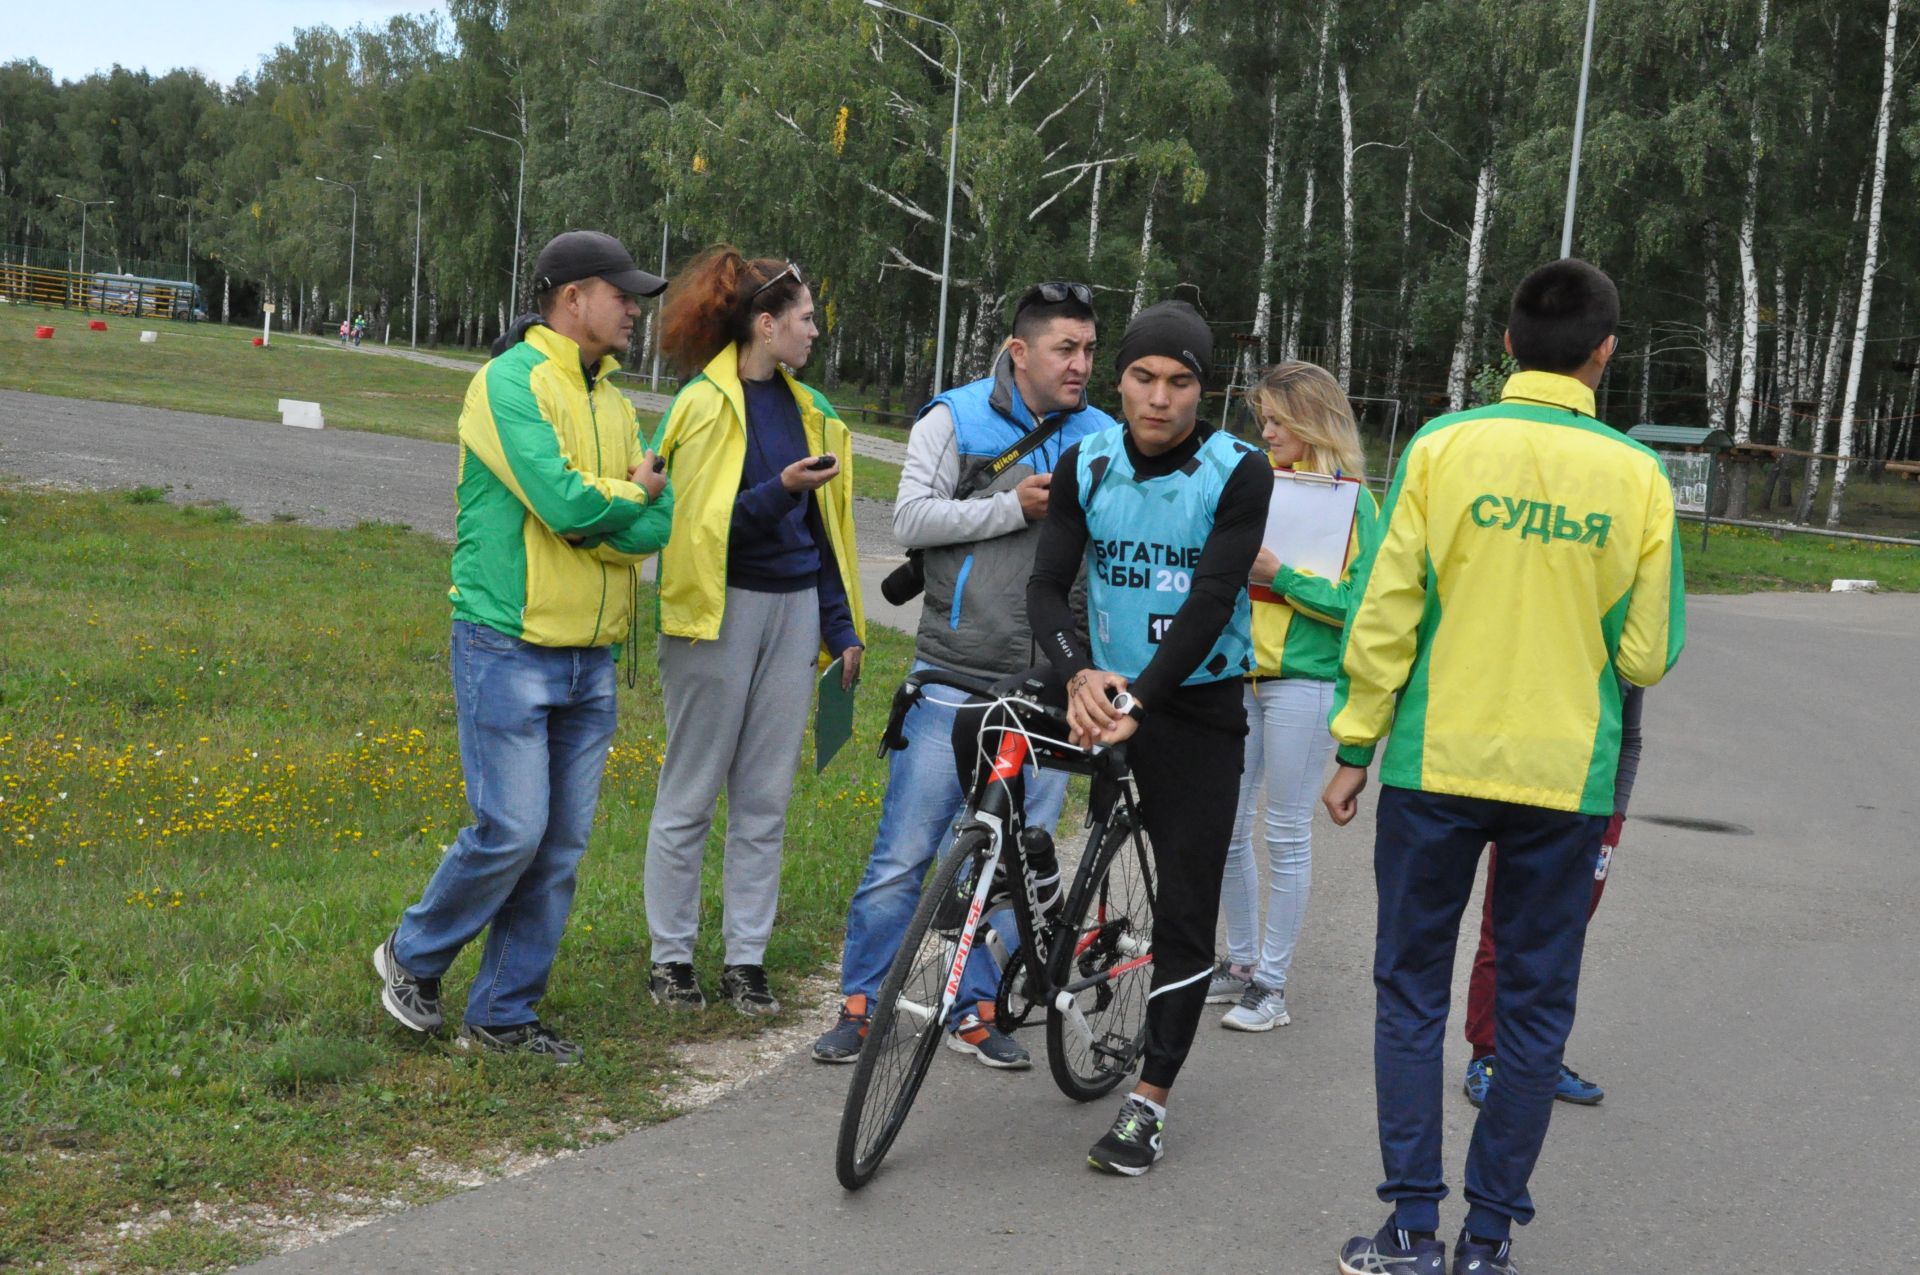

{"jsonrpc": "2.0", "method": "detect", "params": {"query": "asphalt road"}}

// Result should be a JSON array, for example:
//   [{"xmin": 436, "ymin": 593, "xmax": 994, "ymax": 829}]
[
  {"xmin": 7, "ymin": 389, "xmax": 1915, "ymax": 1272},
  {"xmin": 230, "ymin": 591, "xmax": 1919, "ymax": 1274}
]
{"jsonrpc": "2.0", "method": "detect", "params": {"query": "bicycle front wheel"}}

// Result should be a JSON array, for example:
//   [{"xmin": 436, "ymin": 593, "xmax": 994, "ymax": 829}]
[
  {"xmin": 834, "ymin": 829, "xmax": 986, "ymax": 1189},
  {"xmin": 1045, "ymin": 816, "xmax": 1157, "ymax": 1102}
]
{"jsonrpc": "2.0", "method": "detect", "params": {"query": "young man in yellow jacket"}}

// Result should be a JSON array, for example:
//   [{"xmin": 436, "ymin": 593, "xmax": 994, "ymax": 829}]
[
  {"xmin": 373, "ymin": 231, "xmax": 673, "ymax": 1065},
  {"xmin": 1325, "ymin": 260, "xmax": 1684, "ymax": 1275}
]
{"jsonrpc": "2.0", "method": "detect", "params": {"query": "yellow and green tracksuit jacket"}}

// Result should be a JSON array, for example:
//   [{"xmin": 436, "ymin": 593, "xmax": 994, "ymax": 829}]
[
  {"xmin": 1329, "ymin": 371, "xmax": 1685, "ymax": 814},
  {"xmin": 1251, "ymin": 466, "xmax": 1382, "ymax": 681},
  {"xmin": 449, "ymin": 323, "xmax": 673, "ymax": 648},
  {"xmin": 650, "ymin": 342, "xmax": 865, "ymax": 659}
]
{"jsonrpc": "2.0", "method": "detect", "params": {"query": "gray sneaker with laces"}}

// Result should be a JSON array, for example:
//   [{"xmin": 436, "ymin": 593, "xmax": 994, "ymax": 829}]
[
  {"xmin": 1221, "ymin": 983, "xmax": 1290, "ymax": 1032},
  {"xmin": 373, "ymin": 931, "xmax": 442, "ymax": 1033},
  {"xmin": 1204, "ymin": 960, "xmax": 1252, "ymax": 1005},
  {"xmin": 455, "ymin": 1021, "xmax": 583, "ymax": 1066}
]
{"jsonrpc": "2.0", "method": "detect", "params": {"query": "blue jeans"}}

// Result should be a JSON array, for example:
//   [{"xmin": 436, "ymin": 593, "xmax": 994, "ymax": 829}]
[
  {"xmin": 840, "ymin": 662, "xmax": 1069, "ymax": 1021},
  {"xmin": 1370, "ymin": 785, "xmax": 1606, "ymax": 1240},
  {"xmin": 393, "ymin": 621, "xmax": 618, "ymax": 1029}
]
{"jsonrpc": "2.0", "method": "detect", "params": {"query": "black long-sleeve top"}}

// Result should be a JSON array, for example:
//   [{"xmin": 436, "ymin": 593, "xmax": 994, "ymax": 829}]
[{"xmin": 1028, "ymin": 424, "xmax": 1272, "ymax": 732}]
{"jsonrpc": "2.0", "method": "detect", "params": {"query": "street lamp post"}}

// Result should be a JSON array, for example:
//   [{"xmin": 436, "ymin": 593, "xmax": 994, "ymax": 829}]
[
  {"xmin": 412, "ymin": 176, "xmax": 423, "ymax": 348},
  {"xmin": 55, "ymin": 194, "xmax": 115, "ymax": 307},
  {"xmin": 369, "ymin": 152, "xmax": 426, "ymax": 348},
  {"xmin": 865, "ymin": 0, "xmax": 962, "ymax": 394},
  {"xmin": 468, "ymin": 126, "xmax": 527, "ymax": 317},
  {"xmin": 597, "ymin": 79, "xmax": 676, "ymax": 389},
  {"xmin": 314, "ymin": 175, "xmax": 360, "ymax": 323},
  {"xmin": 1560, "ymin": 0, "xmax": 1599, "ymax": 258}
]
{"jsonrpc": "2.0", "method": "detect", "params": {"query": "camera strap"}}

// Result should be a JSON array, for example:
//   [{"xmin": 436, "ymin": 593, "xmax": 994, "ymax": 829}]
[{"xmin": 952, "ymin": 410, "xmax": 1077, "ymax": 501}]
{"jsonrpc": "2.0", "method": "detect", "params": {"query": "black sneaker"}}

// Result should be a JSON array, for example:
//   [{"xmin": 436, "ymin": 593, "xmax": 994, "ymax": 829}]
[
  {"xmin": 372, "ymin": 931, "xmax": 442, "ymax": 1033},
  {"xmin": 455, "ymin": 1021, "xmax": 582, "ymax": 1066},
  {"xmin": 1086, "ymin": 1094, "xmax": 1165, "ymax": 1176},
  {"xmin": 811, "ymin": 997, "xmax": 870, "ymax": 1063},
  {"xmin": 719, "ymin": 963, "xmax": 781, "ymax": 1017},
  {"xmin": 648, "ymin": 961, "xmax": 706, "ymax": 1010}
]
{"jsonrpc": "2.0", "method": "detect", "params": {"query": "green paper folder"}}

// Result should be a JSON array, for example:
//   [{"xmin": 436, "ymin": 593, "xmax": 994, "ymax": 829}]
[{"xmin": 815, "ymin": 658, "xmax": 856, "ymax": 773}]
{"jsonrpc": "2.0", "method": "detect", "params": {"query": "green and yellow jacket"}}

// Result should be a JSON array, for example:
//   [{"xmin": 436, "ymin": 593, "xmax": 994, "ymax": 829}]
[
  {"xmin": 1330, "ymin": 371, "xmax": 1685, "ymax": 815},
  {"xmin": 651, "ymin": 342, "xmax": 865, "ymax": 659},
  {"xmin": 449, "ymin": 324, "xmax": 673, "ymax": 648},
  {"xmin": 1251, "ymin": 465, "xmax": 1381, "ymax": 682}
]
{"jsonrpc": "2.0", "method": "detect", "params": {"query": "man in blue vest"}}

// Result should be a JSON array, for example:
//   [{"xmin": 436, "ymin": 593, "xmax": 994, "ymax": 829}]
[
  {"xmin": 813, "ymin": 283, "xmax": 1120, "ymax": 1069},
  {"xmin": 1029, "ymin": 299, "xmax": 1273, "ymax": 1174}
]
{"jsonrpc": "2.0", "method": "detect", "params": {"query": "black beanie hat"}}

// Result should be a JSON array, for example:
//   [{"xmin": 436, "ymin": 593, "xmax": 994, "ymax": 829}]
[{"xmin": 1115, "ymin": 300, "xmax": 1212, "ymax": 386}]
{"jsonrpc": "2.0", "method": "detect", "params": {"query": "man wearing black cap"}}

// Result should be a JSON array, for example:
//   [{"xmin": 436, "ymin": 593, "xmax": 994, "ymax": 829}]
[
  {"xmin": 1028, "ymin": 299, "xmax": 1273, "ymax": 1174},
  {"xmin": 372, "ymin": 230, "xmax": 673, "ymax": 1064}
]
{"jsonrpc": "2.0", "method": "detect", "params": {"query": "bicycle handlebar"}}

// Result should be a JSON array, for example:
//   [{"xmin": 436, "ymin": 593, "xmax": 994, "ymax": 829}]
[{"xmin": 876, "ymin": 667, "xmax": 1129, "ymax": 780}]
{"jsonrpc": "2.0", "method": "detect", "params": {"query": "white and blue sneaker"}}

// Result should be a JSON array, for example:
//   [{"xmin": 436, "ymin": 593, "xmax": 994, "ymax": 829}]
[
  {"xmin": 1087, "ymin": 1094, "xmax": 1165, "ymax": 1176},
  {"xmin": 1338, "ymin": 1222, "xmax": 1448, "ymax": 1274},
  {"xmin": 1452, "ymin": 1231, "xmax": 1520, "ymax": 1274}
]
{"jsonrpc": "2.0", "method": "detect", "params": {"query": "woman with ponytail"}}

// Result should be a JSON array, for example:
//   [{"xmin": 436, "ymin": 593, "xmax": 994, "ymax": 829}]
[
  {"xmin": 641, "ymin": 247, "xmax": 864, "ymax": 1017},
  {"xmin": 1209, "ymin": 361, "xmax": 1380, "ymax": 1032}
]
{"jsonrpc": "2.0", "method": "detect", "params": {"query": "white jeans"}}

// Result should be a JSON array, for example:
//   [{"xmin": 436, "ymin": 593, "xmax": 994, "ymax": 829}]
[{"xmin": 1219, "ymin": 678, "xmax": 1336, "ymax": 992}]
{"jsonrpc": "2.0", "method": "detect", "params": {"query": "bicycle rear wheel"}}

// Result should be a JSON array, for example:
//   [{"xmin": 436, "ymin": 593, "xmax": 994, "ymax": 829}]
[
  {"xmin": 834, "ymin": 829, "xmax": 987, "ymax": 1189},
  {"xmin": 1045, "ymin": 816, "xmax": 1157, "ymax": 1102}
]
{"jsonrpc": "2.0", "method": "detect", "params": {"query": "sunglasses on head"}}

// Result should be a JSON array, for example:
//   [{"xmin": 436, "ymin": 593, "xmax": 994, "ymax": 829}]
[
  {"xmin": 749, "ymin": 260, "xmax": 803, "ymax": 300},
  {"xmin": 1016, "ymin": 281, "xmax": 1094, "ymax": 313}
]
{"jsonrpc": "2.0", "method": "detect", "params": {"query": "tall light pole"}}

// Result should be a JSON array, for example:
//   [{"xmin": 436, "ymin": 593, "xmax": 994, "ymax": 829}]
[
  {"xmin": 315, "ymin": 175, "xmax": 360, "ymax": 321},
  {"xmin": 1560, "ymin": 0, "xmax": 1599, "ymax": 259},
  {"xmin": 370, "ymin": 152, "xmax": 424, "ymax": 347},
  {"xmin": 865, "ymin": 0, "xmax": 962, "ymax": 394},
  {"xmin": 55, "ymin": 195, "xmax": 114, "ymax": 305},
  {"xmin": 156, "ymin": 193, "xmax": 193, "ymax": 291},
  {"xmin": 468, "ymin": 125, "xmax": 526, "ymax": 317},
  {"xmin": 597, "ymin": 79, "xmax": 675, "ymax": 389}
]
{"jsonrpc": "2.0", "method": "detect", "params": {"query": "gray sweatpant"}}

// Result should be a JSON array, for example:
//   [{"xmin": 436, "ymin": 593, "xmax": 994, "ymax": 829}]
[{"xmin": 644, "ymin": 586, "xmax": 819, "ymax": 966}]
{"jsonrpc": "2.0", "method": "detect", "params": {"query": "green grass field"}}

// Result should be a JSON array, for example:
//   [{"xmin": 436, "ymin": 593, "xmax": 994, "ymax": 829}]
[
  {"xmin": 1683, "ymin": 521, "xmax": 1920, "ymax": 593},
  {"xmin": 1, "ymin": 304, "xmax": 478, "ymax": 443},
  {"xmin": 0, "ymin": 485, "xmax": 912, "ymax": 1270}
]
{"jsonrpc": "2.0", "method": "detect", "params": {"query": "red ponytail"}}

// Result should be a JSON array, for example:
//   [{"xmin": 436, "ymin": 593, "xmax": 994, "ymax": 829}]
[{"xmin": 658, "ymin": 244, "xmax": 808, "ymax": 372}]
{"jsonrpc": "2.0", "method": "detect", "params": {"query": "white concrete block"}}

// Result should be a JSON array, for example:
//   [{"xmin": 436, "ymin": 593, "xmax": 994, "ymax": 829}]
[
  {"xmin": 277, "ymin": 399, "xmax": 325, "ymax": 430},
  {"xmin": 1830, "ymin": 578, "xmax": 1880, "ymax": 593}
]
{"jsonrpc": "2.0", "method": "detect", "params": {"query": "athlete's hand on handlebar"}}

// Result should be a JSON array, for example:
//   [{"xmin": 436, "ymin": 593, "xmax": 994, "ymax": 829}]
[{"xmin": 1066, "ymin": 668, "xmax": 1131, "ymax": 748}]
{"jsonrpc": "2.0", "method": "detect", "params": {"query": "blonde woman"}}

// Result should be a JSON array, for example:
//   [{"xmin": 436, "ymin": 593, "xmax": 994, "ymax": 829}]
[{"xmin": 1211, "ymin": 361, "xmax": 1381, "ymax": 1031}]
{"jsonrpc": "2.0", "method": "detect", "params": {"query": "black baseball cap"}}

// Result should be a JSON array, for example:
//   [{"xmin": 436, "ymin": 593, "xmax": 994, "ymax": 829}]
[{"xmin": 531, "ymin": 230, "xmax": 667, "ymax": 298}]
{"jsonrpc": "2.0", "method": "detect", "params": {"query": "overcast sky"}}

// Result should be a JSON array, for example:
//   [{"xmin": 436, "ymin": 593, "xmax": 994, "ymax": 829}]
[{"xmin": 7, "ymin": 0, "xmax": 448, "ymax": 87}]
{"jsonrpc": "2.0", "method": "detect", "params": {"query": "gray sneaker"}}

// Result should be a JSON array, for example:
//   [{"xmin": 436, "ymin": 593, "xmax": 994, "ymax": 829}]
[
  {"xmin": 455, "ymin": 1021, "xmax": 582, "ymax": 1066},
  {"xmin": 1204, "ymin": 960, "xmax": 1253, "ymax": 1005},
  {"xmin": 373, "ymin": 931, "xmax": 442, "ymax": 1033},
  {"xmin": 1221, "ymin": 983, "xmax": 1290, "ymax": 1032}
]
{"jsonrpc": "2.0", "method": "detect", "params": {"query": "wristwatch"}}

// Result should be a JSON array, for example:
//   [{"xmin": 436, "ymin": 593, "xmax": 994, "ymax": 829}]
[{"xmin": 1110, "ymin": 691, "xmax": 1146, "ymax": 722}]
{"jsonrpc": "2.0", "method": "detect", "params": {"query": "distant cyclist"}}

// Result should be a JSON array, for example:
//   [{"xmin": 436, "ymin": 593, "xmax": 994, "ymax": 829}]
[{"xmin": 1027, "ymin": 300, "xmax": 1270, "ymax": 1175}]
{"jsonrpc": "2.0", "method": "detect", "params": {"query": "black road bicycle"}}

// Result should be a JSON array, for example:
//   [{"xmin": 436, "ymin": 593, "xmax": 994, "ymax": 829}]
[{"xmin": 835, "ymin": 668, "xmax": 1160, "ymax": 1190}]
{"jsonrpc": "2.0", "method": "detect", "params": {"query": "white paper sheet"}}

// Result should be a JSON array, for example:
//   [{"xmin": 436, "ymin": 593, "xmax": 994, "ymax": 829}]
[{"xmin": 1256, "ymin": 470, "xmax": 1361, "ymax": 588}]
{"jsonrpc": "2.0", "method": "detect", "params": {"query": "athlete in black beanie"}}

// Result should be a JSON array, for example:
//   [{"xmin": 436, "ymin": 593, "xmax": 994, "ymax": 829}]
[
  {"xmin": 1115, "ymin": 300, "xmax": 1213, "ymax": 385},
  {"xmin": 1029, "ymin": 292, "xmax": 1272, "ymax": 1178}
]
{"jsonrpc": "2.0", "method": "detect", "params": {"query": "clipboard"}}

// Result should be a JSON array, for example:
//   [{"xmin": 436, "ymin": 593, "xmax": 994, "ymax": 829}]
[
  {"xmin": 814, "ymin": 657, "xmax": 857, "ymax": 773},
  {"xmin": 1249, "ymin": 469, "xmax": 1362, "ymax": 605}
]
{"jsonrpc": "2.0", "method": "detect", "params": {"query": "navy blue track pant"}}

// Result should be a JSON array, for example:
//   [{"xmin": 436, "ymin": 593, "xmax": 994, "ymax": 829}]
[{"xmin": 1371, "ymin": 785, "xmax": 1607, "ymax": 1240}]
